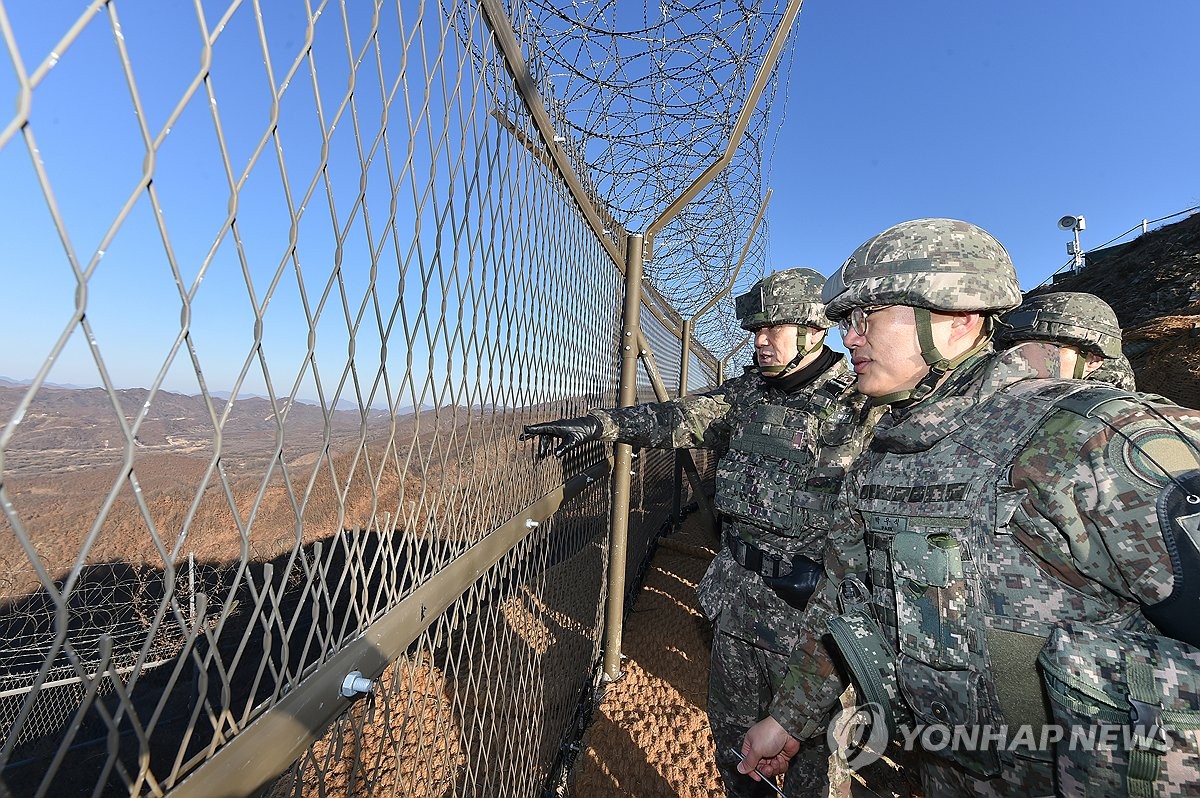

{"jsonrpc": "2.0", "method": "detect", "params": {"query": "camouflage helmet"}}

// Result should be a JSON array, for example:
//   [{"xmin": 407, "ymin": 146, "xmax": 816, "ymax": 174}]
[
  {"xmin": 821, "ymin": 218, "xmax": 1022, "ymax": 321},
  {"xmin": 735, "ymin": 268, "xmax": 833, "ymax": 331},
  {"xmin": 995, "ymin": 291, "xmax": 1123, "ymax": 359}
]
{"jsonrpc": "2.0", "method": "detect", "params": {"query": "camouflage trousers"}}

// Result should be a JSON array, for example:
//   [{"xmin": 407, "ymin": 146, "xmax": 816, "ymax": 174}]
[
  {"xmin": 699, "ymin": 547, "xmax": 847, "ymax": 796},
  {"xmin": 917, "ymin": 750, "xmax": 1055, "ymax": 798},
  {"xmin": 708, "ymin": 626, "xmax": 833, "ymax": 797}
]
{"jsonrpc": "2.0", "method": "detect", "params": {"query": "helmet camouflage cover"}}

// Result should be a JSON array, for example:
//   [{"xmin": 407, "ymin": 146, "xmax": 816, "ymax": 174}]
[
  {"xmin": 995, "ymin": 291, "xmax": 1124, "ymax": 359},
  {"xmin": 735, "ymin": 267, "xmax": 833, "ymax": 331},
  {"xmin": 821, "ymin": 218, "xmax": 1022, "ymax": 321}
]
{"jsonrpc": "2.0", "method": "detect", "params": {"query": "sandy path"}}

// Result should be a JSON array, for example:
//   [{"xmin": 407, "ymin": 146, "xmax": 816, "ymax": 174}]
[{"xmin": 568, "ymin": 511, "xmax": 921, "ymax": 798}]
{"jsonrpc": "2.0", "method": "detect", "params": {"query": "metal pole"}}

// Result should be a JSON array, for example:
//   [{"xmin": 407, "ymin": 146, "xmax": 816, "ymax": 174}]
[
  {"xmin": 671, "ymin": 317, "xmax": 693, "ymax": 525},
  {"xmin": 690, "ymin": 188, "xmax": 772, "ymax": 320},
  {"xmin": 479, "ymin": 0, "xmax": 628, "ymax": 271},
  {"xmin": 667, "ymin": 189, "xmax": 769, "ymax": 526},
  {"xmin": 679, "ymin": 318, "xmax": 693, "ymax": 399},
  {"xmin": 635, "ymin": 331, "xmax": 716, "ymax": 525},
  {"xmin": 188, "ymin": 551, "xmax": 196, "ymax": 628},
  {"xmin": 603, "ymin": 233, "xmax": 644, "ymax": 682},
  {"xmin": 721, "ymin": 333, "xmax": 753, "ymax": 381}
]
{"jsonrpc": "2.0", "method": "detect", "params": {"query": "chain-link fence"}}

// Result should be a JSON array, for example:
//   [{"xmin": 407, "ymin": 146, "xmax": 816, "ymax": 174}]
[{"xmin": 0, "ymin": 0, "xmax": 778, "ymax": 795}]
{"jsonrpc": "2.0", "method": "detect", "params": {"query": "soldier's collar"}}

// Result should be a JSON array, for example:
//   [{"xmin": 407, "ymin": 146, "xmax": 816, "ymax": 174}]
[
  {"xmin": 760, "ymin": 345, "xmax": 840, "ymax": 393},
  {"xmin": 872, "ymin": 344, "xmax": 1068, "ymax": 454},
  {"xmin": 871, "ymin": 350, "xmax": 992, "ymax": 453}
]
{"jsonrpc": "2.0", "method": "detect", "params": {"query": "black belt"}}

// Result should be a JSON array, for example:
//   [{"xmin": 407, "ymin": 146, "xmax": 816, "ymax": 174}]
[
  {"xmin": 724, "ymin": 532, "xmax": 794, "ymax": 578},
  {"xmin": 725, "ymin": 532, "xmax": 825, "ymax": 610}
]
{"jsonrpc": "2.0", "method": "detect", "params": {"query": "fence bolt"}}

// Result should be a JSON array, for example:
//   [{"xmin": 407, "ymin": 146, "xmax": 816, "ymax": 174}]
[
  {"xmin": 525, "ymin": 518, "xmax": 540, "ymax": 529},
  {"xmin": 341, "ymin": 671, "xmax": 374, "ymax": 698}
]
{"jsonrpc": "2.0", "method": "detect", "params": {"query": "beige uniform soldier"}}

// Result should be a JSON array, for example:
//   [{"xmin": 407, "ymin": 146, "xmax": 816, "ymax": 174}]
[
  {"xmin": 522, "ymin": 268, "xmax": 878, "ymax": 797},
  {"xmin": 739, "ymin": 219, "xmax": 1200, "ymax": 797}
]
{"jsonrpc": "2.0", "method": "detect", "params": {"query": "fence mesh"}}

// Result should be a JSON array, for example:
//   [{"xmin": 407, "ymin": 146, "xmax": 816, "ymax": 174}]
[{"xmin": 0, "ymin": 0, "xmax": 737, "ymax": 795}]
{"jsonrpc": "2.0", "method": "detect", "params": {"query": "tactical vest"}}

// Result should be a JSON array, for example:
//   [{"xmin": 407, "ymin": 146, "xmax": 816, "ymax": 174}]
[
  {"xmin": 716, "ymin": 361, "xmax": 862, "ymax": 558},
  {"xmin": 852, "ymin": 379, "xmax": 1147, "ymax": 777}
]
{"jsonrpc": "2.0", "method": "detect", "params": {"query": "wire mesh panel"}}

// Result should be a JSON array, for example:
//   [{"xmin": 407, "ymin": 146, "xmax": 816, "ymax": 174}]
[{"xmin": 0, "ymin": 0, "xmax": 728, "ymax": 796}]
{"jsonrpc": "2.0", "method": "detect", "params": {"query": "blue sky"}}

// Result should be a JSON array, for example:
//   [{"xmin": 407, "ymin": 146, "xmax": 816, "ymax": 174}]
[
  {"xmin": 0, "ymin": 3, "xmax": 498, "ymax": 403},
  {"xmin": 1, "ymin": 1, "xmax": 1197, "ymax": 395},
  {"xmin": 764, "ymin": 0, "xmax": 1200, "ymax": 291}
]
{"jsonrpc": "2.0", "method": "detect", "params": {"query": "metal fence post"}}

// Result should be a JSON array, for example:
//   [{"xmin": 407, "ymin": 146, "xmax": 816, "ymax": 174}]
[
  {"xmin": 678, "ymin": 319, "xmax": 693, "ymax": 399},
  {"xmin": 671, "ymin": 318, "xmax": 693, "ymax": 524},
  {"xmin": 603, "ymin": 233, "xmax": 644, "ymax": 682}
]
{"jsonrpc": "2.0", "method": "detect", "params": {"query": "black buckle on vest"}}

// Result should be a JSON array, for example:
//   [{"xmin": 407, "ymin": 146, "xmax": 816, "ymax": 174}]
[{"xmin": 1128, "ymin": 697, "xmax": 1171, "ymax": 754}]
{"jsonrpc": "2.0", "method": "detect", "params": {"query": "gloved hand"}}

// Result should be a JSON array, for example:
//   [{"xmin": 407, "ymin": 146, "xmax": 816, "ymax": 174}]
[{"xmin": 520, "ymin": 415, "xmax": 605, "ymax": 458}]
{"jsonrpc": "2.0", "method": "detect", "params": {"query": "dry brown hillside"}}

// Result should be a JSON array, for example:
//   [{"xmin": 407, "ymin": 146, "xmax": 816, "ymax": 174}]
[
  {"xmin": 0, "ymin": 386, "xmax": 523, "ymax": 599},
  {"xmin": 1028, "ymin": 211, "xmax": 1200, "ymax": 408}
]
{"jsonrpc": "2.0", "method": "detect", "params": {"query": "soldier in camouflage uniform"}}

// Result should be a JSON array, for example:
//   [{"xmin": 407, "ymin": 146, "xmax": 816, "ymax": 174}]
[
  {"xmin": 995, "ymin": 291, "xmax": 1138, "ymax": 390},
  {"xmin": 522, "ymin": 268, "xmax": 878, "ymax": 797},
  {"xmin": 737, "ymin": 219, "xmax": 1200, "ymax": 797}
]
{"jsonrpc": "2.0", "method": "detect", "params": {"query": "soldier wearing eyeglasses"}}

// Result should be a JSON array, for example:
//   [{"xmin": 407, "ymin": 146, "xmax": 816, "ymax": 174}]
[
  {"xmin": 522, "ymin": 268, "xmax": 879, "ymax": 797},
  {"xmin": 738, "ymin": 219, "xmax": 1200, "ymax": 798}
]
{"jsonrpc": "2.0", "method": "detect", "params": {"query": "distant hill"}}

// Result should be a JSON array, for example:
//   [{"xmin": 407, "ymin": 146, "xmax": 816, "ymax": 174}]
[
  {"xmin": 0, "ymin": 383, "xmax": 397, "ymax": 476},
  {"xmin": 0, "ymin": 381, "xmax": 408, "ymax": 415},
  {"xmin": 1027, "ymin": 211, "xmax": 1200, "ymax": 408},
  {"xmin": 0, "ymin": 376, "xmax": 92, "ymax": 390}
]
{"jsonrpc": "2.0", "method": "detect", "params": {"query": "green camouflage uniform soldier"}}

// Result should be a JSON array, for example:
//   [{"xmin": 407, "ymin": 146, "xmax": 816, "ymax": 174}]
[
  {"xmin": 522, "ymin": 268, "xmax": 878, "ymax": 797},
  {"xmin": 995, "ymin": 291, "xmax": 1138, "ymax": 390},
  {"xmin": 738, "ymin": 219, "xmax": 1200, "ymax": 797}
]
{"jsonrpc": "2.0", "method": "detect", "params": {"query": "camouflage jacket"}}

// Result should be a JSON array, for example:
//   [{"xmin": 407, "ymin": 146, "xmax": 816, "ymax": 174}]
[
  {"xmin": 590, "ymin": 351, "xmax": 873, "ymax": 561},
  {"xmin": 1089, "ymin": 352, "xmax": 1137, "ymax": 390},
  {"xmin": 770, "ymin": 341, "xmax": 1200, "ymax": 751}
]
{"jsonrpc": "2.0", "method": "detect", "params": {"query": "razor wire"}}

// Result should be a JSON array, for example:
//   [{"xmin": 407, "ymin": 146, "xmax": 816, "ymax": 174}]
[
  {"xmin": 0, "ymin": 0, "xmax": 736, "ymax": 795},
  {"xmin": 519, "ymin": 0, "xmax": 796, "ymax": 359}
]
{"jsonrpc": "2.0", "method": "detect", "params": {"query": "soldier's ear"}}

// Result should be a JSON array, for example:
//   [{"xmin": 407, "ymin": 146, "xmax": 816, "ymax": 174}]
[
  {"xmin": 943, "ymin": 311, "xmax": 986, "ymax": 344},
  {"xmin": 947, "ymin": 310, "xmax": 983, "ymax": 330}
]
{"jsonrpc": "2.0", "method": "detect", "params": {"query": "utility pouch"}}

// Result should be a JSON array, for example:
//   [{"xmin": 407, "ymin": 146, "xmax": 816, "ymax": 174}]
[
  {"xmin": 826, "ymin": 577, "xmax": 913, "ymax": 739},
  {"xmin": 1038, "ymin": 621, "xmax": 1200, "ymax": 798},
  {"xmin": 761, "ymin": 554, "xmax": 824, "ymax": 610}
]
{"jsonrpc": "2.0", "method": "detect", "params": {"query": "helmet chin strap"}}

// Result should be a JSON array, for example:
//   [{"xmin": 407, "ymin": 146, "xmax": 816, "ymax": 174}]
[
  {"xmin": 759, "ymin": 328, "xmax": 823, "ymax": 377},
  {"xmin": 1072, "ymin": 352, "xmax": 1088, "ymax": 379},
  {"xmin": 874, "ymin": 308, "xmax": 990, "ymax": 405}
]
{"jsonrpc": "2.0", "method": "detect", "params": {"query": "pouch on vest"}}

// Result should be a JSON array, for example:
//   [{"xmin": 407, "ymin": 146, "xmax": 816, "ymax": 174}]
[
  {"xmin": 761, "ymin": 554, "xmax": 823, "ymax": 610},
  {"xmin": 888, "ymin": 531, "xmax": 1005, "ymax": 775},
  {"xmin": 890, "ymin": 530, "xmax": 971, "ymax": 671},
  {"xmin": 1039, "ymin": 621, "xmax": 1200, "ymax": 798}
]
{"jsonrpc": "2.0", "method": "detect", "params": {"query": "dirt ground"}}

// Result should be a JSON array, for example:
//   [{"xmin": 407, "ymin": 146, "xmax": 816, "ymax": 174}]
[{"xmin": 568, "ymin": 512, "xmax": 920, "ymax": 798}]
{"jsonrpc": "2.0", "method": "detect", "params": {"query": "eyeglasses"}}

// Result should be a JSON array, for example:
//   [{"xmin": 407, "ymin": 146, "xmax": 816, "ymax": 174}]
[{"xmin": 837, "ymin": 305, "xmax": 894, "ymax": 337}]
